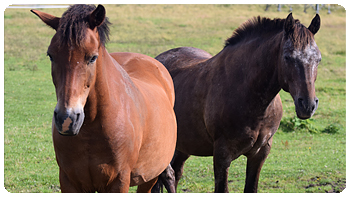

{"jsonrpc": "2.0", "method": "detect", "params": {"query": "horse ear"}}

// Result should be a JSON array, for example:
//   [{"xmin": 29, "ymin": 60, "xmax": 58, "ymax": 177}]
[
  {"xmin": 308, "ymin": 14, "xmax": 321, "ymax": 35},
  {"xmin": 284, "ymin": 13, "xmax": 295, "ymax": 36},
  {"xmin": 31, "ymin": 9, "xmax": 60, "ymax": 30},
  {"xmin": 89, "ymin": 4, "xmax": 106, "ymax": 29}
]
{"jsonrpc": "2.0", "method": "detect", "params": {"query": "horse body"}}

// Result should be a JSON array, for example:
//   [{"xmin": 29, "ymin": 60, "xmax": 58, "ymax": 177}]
[
  {"xmin": 155, "ymin": 13, "xmax": 320, "ymax": 192},
  {"xmin": 53, "ymin": 50, "xmax": 176, "ymax": 192},
  {"xmin": 111, "ymin": 52, "xmax": 177, "ymax": 185},
  {"xmin": 156, "ymin": 44, "xmax": 283, "ymax": 192},
  {"xmin": 32, "ymin": 5, "xmax": 176, "ymax": 192},
  {"xmin": 157, "ymin": 46, "xmax": 283, "ymax": 158}
]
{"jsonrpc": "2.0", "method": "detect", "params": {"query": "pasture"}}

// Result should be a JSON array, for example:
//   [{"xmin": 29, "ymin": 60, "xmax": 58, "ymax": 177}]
[{"xmin": 4, "ymin": 4, "xmax": 346, "ymax": 192}]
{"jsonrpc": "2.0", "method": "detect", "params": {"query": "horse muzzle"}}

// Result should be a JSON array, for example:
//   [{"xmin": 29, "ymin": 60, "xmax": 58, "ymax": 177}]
[
  {"xmin": 53, "ymin": 107, "xmax": 85, "ymax": 136},
  {"xmin": 294, "ymin": 96, "xmax": 319, "ymax": 119}
]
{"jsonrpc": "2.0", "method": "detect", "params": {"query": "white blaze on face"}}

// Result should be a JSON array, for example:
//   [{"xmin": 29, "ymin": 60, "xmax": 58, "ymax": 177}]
[
  {"xmin": 62, "ymin": 117, "xmax": 72, "ymax": 132},
  {"xmin": 292, "ymin": 41, "xmax": 320, "ymax": 65}
]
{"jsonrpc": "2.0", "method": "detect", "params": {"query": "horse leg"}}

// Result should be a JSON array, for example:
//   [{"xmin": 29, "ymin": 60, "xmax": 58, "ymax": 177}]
[
  {"xmin": 107, "ymin": 171, "xmax": 131, "ymax": 192},
  {"xmin": 213, "ymin": 144, "xmax": 233, "ymax": 193},
  {"xmin": 136, "ymin": 177, "xmax": 158, "ymax": 193},
  {"xmin": 151, "ymin": 164, "xmax": 175, "ymax": 193},
  {"xmin": 244, "ymin": 139, "xmax": 272, "ymax": 193},
  {"xmin": 152, "ymin": 150, "xmax": 190, "ymax": 192},
  {"xmin": 151, "ymin": 177, "xmax": 163, "ymax": 193},
  {"xmin": 59, "ymin": 170, "xmax": 80, "ymax": 192},
  {"xmin": 161, "ymin": 164, "xmax": 176, "ymax": 192},
  {"xmin": 171, "ymin": 150, "xmax": 190, "ymax": 191},
  {"xmin": 213, "ymin": 137, "xmax": 246, "ymax": 193}
]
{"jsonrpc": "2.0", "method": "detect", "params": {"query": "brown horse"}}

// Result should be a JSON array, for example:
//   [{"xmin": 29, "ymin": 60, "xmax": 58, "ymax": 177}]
[
  {"xmin": 153, "ymin": 13, "xmax": 321, "ymax": 193},
  {"xmin": 31, "ymin": 4, "xmax": 176, "ymax": 192}
]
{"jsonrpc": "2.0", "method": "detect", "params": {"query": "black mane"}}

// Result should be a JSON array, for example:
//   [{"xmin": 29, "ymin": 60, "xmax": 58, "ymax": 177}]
[
  {"xmin": 225, "ymin": 16, "xmax": 308, "ymax": 48},
  {"xmin": 58, "ymin": 4, "xmax": 110, "ymax": 48}
]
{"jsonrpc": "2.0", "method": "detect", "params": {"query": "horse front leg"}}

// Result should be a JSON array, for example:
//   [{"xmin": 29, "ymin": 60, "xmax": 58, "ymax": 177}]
[
  {"xmin": 107, "ymin": 170, "xmax": 131, "ymax": 193},
  {"xmin": 213, "ymin": 155, "xmax": 231, "ymax": 192},
  {"xmin": 213, "ymin": 142, "xmax": 233, "ymax": 193},
  {"xmin": 244, "ymin": 137, "xmax": 273, "ymax": 193},
  {"xmin": 214, "ymin": 136, "xmax": 248, "ymax": 193},
  {"xmin": 136, "ymin": 177, "xmax": 158, "ymax": 193},
  {"xmin": 59, "ymin": 169, "xmax": 83, "ymax": 192}
]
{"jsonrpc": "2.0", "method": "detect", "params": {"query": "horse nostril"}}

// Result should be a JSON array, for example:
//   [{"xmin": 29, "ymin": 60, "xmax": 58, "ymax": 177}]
[
  {"xmin": 54, "ymin": 111, "xmax": 59, "ymax": 121},
  {"xmin": 312, "ymin": 98, "xmax": 319, "ymax": 111},
  {"xmin": 298, "ymin": 98, "xmax": 304, "ymax": 108},
  {"xmin": 76, "ymin": 113, "xmax": 80, "ymax": 122}
]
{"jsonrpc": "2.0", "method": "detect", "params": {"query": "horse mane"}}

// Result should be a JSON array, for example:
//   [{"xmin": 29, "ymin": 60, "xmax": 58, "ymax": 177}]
[
  {"xmin": 225, "ymin": 16, "xmax": 313, "ymax": 48},
  {"xmin": 58, "ymin": 4, "xmax": 110, "ymax": 48}
]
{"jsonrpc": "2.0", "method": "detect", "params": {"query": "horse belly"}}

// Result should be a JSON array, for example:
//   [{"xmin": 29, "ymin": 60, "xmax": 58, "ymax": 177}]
[
  {"xmin": 129, "ymin": 98, "xmax": 177, "ymax": 186},
  {"xmin": 129, "ymin": 118, "xmax": 176, "ymax": 186},
  {"xmin": 176, "ymin": 133, "xmax": 214, "ymax": 156}
]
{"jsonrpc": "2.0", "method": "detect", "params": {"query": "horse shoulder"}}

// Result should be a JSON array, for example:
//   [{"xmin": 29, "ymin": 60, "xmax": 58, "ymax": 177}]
[
  {"xmin": 110, "ymin": 52, "xmax": 175, "ymax": 105},
  {"xmin": 261, "ymin": 94, "xmax": 283, "ymax": 135}
]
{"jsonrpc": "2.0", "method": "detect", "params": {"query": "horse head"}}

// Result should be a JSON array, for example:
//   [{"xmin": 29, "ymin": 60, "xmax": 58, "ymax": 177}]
[
  {"xmin": 31, "ymin": 5, "xmax": 108, "ymax": 135},
  {"xmin": 279, "ymin": 13, "xmax": 321, "ymax": 119}
]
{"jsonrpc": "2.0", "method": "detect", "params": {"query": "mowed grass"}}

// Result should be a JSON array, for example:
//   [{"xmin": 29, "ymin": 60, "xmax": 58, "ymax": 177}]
[{"xmin": 4, "ymin": 5, "xmax": 345, "ymax": 193}]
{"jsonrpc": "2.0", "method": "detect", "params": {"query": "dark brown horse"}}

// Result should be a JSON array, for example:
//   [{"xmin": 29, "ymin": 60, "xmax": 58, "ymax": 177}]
[
  {"xmin": 31, "ymin": 4, "xmax": 177, "ymax": 192},
  {"xmin": 153, "ymin": 13, "xmax": 321, "ymax": 193}
]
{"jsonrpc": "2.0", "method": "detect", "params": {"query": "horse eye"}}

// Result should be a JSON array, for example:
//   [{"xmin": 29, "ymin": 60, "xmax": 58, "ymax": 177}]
[
  {"xmin": 88, "ymin": 55, "xmax": 98, "ymax": 64},
  {"xmin": 284, "ymin": 56, "xmax": 292, "ymax": 62},
  {"xmin": 47, "ymin": 53, "xmax": 53, "ymax": 62}
]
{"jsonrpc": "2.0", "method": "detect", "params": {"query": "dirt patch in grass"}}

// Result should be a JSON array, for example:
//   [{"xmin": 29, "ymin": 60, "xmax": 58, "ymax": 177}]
[{"xmin": 305, "ymin": 177, "xmax": 346, "ymax": 193}]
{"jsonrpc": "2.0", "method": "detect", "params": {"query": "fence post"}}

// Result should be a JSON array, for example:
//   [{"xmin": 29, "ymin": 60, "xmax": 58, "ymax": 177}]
[{"xmin": 316, "ymin": 4, "xmax": 320, "ymax": 14}]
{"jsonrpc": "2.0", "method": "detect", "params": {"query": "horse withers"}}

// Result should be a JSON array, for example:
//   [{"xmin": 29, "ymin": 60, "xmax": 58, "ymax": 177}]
[
  {"xmin": 153, "ymin": 13, "xmax": 321, "ymax": 192},
  {"xmin": 31, "ymin": 4, "xmax": 176, "ymax": 192}
]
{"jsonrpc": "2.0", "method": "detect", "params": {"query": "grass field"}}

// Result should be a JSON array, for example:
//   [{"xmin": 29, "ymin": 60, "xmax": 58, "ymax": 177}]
[{"xmin": 4, "ymin": 4, "xmax": 346, "ymax": 193}]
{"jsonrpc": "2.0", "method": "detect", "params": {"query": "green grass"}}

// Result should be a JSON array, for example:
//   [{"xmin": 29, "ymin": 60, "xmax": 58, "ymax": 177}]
[
  {"xmin": 176, "ymin": 131, "xmax": 346, "ymax": 193},
  {"xmin": 4, "ymin": 4, "xmax": 346, "ymax": 193}
]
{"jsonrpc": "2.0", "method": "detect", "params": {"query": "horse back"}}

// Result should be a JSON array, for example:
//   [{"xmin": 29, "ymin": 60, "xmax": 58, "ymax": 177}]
[{"xmin": 155, "ymin": 47, "xmax": 212, "ymax": 75}]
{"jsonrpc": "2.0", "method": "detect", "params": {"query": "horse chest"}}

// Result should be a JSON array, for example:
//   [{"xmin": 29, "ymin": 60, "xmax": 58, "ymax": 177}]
[{"xmin": 53, "ymin": 125, "xmax": 139, "ymax": 189}]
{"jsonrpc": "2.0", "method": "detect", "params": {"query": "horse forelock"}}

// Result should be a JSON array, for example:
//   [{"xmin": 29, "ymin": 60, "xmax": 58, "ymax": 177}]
[
  {"xmin": 288, "ymin": 23, "xmax": 315, "ymax": 50},
  {"xmin": 57, "ymin": 4, "xmax": 110, "ymax": 48}
]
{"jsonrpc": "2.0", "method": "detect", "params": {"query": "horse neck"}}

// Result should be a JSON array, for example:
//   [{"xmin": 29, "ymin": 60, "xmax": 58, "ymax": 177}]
[
  {"xmin": 210, "ymin": 32, "xmax": 283, "ymax": 109},
  {"xmin": 84, "ymin": 47, "xmax": 134, "ymax": 122}
]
